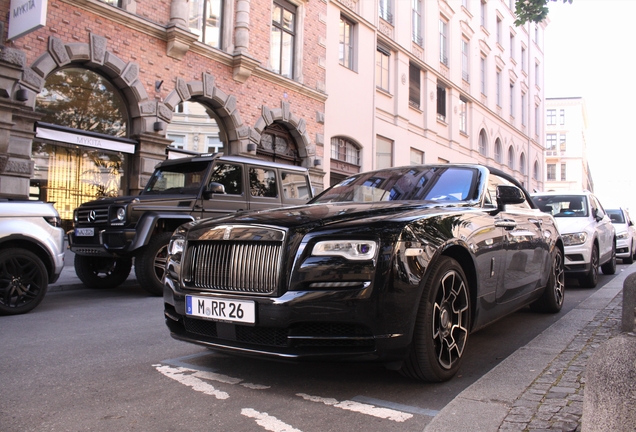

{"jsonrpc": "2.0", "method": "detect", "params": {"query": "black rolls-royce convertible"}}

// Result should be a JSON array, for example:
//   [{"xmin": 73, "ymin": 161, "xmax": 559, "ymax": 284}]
[{"xmin": 163, "ymin": 164, "xmax": 564, "ymax": 382}]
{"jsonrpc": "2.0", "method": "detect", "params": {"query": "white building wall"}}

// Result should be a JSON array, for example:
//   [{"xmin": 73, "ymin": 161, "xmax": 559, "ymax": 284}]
[{"xmin": 324, "ymin": 0, "xmax": 546, "ymax": 190}]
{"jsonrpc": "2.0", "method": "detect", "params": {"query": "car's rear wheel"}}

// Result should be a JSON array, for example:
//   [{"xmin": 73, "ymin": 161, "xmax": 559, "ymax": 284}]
[
  {"xmin": 135, "ymin": 232, "xmax": 172, "ymax": 296},
  {"xmin": 399, "ymin": 256, "xmax": 470, "ymax": 382},
  {"xmin": 579, "ymin": 245, "xmax": 598, "ymax": 288},
  {"xmin": 0, "ymin": 249, "xmax": 49, "ymax": 315},
  {"xmin": 74, "ymin": 255, "xmax": 132, "ymax": 289},
  {"xmin": 530, "ymin": 248, "xmax": 564, "ymax": 313},
  {"xmin": 601, "ymin": 242, "xmax": 616, "ymax": 275}
]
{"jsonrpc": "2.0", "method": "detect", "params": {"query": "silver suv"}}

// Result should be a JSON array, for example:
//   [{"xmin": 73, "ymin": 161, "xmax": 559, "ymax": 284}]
[
  {"xmin": 0, "ymin": 200, "xmax": 65, "ymax": 315},
  {"xmin": 532, "ymin": 191, "xmax": 616, "ymax": 287}
]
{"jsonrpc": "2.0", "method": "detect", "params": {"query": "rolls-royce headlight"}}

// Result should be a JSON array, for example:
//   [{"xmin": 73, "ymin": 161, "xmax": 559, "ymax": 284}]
[
  {"xmin": 562, "ymin": 232, "xmax": 587, "ymax": 246},
  {"xmin": 168, "ymin": 238, "xmax": 185, "ymax": 257},
  {"xmin": 312, "ymin": 240, "xmax": 377, "ymax": 260}
]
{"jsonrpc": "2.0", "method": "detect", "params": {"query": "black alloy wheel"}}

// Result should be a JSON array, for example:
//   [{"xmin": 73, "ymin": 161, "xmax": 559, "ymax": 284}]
[
  {"xmin": 0, "ymin": 248, "xmax": 48, "ymax": 315},
  {"xmin": 400, "ymin": 256, "xmax": 470, "ymax": 382},
  {"xmin": 530, "ymin": 248, "xmax": 565, "ymax": 313},
  {"xmin": 135, "ymin": 232, "xmax": 173, "ymax": 296},
  {"xmin": 74, "ymin": 255, "xmax": 133, "ymax": 289}
]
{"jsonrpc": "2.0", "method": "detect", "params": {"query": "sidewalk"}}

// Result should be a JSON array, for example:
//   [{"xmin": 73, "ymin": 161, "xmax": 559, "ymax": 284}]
[{"xmin": 425, "ymin": 267, "xmax": 628, "ymax": 432}]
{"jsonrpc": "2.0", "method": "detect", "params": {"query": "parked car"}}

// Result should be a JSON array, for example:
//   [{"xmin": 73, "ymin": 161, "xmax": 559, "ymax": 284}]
[
  {"xmin": 0, "ymin": 200, "xmax": 65, "ymax": 315},
  {"xmin": 606, "ymin": 208, "xmax": 636, "ymax": 264},
  {"xmin": 164, "ymin": 164, "xmax": 564, "ymax": 382},
  {"xmin": 532, "ymin": 191, "xmax": 616, "ymax": 288},
  {"xmin": 68, "ymin": 153, "xmax": 313, "ymax": 295}
]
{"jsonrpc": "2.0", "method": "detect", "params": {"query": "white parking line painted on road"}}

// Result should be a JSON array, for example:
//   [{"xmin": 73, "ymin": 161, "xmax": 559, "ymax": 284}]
[
  {"xmin": 154, "ymin": 364, "xmax": 229, "ymax": 399},
  {"xmin": 192, "ymin": 370, "xmax": 270, "ymax": 390},
  {"xmin": 241, "ymin": 408, "xmax": 303, "ymax": 432},
  {"xmin": 296, "ymin": 393, "xmax": 413, "ymax": 422},
  {"xmin": 352, "ymin": 395, "xmax": 439, "ymax": 417}
]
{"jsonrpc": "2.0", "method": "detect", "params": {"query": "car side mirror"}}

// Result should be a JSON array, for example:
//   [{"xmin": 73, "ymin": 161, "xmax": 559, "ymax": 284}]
[
  {"xmin": 496, "ymin": 185, "xmax": 526, "ymax": 210},
  {"xmin": 592, "ymin": 208, "xmax": 603, "ymax": 222},
  {"xmin": 203, "ymin": 182, "xmax": 226, "ymax": 199}
]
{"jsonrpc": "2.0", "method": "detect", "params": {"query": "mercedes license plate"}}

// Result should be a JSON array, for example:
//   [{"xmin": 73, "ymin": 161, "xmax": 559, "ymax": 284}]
[
  {"xmin": 75, "ymin": 228, "xmax": 94, "ymax": 237},
  {"xmin": 186, "ymin": 295, "xmax": 255, "ymax": 324}
]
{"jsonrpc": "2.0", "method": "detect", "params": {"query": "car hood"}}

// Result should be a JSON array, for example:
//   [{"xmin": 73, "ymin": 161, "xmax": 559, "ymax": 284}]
[
  {"xmin": 553, "ymin": 216, "xmax": 596, "ymax": 235},
  {"xmin": 187, "ymin": 201, "xmax": 474, "ymax": 233}
]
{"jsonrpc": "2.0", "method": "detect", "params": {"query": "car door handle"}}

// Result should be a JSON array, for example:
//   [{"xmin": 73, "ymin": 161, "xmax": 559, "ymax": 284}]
[{"xmin": 495, "ymin": 219, "xmax": 517, "ymax": 229}]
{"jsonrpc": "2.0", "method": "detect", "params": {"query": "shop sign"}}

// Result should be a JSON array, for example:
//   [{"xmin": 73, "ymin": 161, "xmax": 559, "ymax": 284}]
[
  {"xmin": 36, "ymin": 127, "xmax": 136, "ymax": 154},
  {"xmin": 8, "ymin": 0, "xmax": 48, "ymax": 41}
]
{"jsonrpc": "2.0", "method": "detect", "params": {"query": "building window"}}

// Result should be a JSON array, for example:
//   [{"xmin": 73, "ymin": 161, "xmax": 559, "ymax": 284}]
[
  {"xmin": 206, "ymin": 135, "xmax": 223, "ymax": 153},
  {"xmin": 510, "ymin": 33, "xmax": 515, "ymax": 59},
  {"xmin": 560, "ymin": 109, "xmax": 565, "ymax": 125},
  {"xmin": 508, "ymin": 146, "xmax": 515, "ymax": 169},
  {"xmin": 439, "ymin": 18, "xmax": 448, "ymax": 65},
  {"xmin": 376, "ymin": 135, "xmax": 393, "ymax": 169},
  {"xmin": 510, "ymin": 82, "xmax": 515, "ymax": 117},
  {"xmin": 459, "ymin": 96, "xmax": 468, "ymax": 133},
  {"xmin": 412, "ymin": 0, "xmax": 423, "ymax": 46},
  {"xmin": 339, "ymin": 16, "xmax": 354, "ymax": 70},
  {"xmin": 331, "ymin": 137, "xmax": 361, "ymax": 165},
  {"xmin": 461, "ymin": 38, "xmax": 470, "ymax": 82},
  {"xmin": 480, "ymin": 1, "xmax": 487, "ymax": 28},
  {"xmin": 521, "ymin": 46, "xmax": 526, "ymax": 72},
  {"xmin": 463, "ymin": 0, "xmax": 468, "ymax": 9},
  {"xmin": 437, "ymin": 84, "xmax": 447, "ymax": 121},
  {"xmin": 409, "ymin": 63, "xmax": 420, "ymax": 108},
  {"xmin": 379, "ymin": 0, "xmax": 392, "ymax": 23},
  {"xmin": 534, "ymin": 25, "xmax": 539, "ymax": 43},
  {"xmin": 547, "ymin": 109, "xmax": 556, "ymax": 125},
  {"xmin": 271, "ymin": 0, "xmax": 296, "ymax": 79},
  {"xmin": 495, "ymin": 139, "xmax": 502, "ymax": 163},
  {"xmin": 535, "ymin": 105, "xmax": 540, "ymax": 136},
  {"xmin": 496, "ymin": 16, "xmax": 502, "ymax": 45},
  {"xmin": 560, "ymin": 163, "xmax": 567, "ymax": 181},
  {"xmin": 168, "ymin": 134, "xmax": 186, "ymax": 149},
  {"xmin": 519, "ymin": 153, "xmax": 526, "ymax": 175},
  {"xmin": 376, "ymin": 46, "xmax": 390, "ymax": 91},
  {"xmin": 479, "ymin": 129, "xmax": 488, "ymax": 156},
  {"xmin": 496, "ymin": 71, "xmax": 501, "ymax": 107},
  {"xmin": 547, "ymin": 164, "xmax": 556, "ymax": 181},
  {"xmin": 535, "ymin": 62, "xmax": 540, "ymax": 87},
  {"xmin": 521, "ymin": 93, "xmax": 527, "ymax": 126},
  {"xmin": 189, "ymin": 0, "xmax": 223, "ymax": 48},
  {"xmin": 410, "ymin": 148, "xmax": 424, "ymax": 164},
  {"xmin": 560, "ymin": 135, "xmax": 566, "ymax": 151},
  {"xmin": 533, "ymin": 161, "xmax": 539, "ymax": 180},
  {"xmin": 546, "ymin": 134, "xmax": 557, "ymax": 151},
  {"xmin": 480, "ymin": 57, "xmax": 487, "ymax": 95}
]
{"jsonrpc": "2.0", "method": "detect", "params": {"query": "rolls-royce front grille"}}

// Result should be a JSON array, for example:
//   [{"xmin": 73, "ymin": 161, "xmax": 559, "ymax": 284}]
[
  {"xmin": 76, "ymin": 208, "xmax": 109, "ymax": 225},
  {"xmin": 184, "ymin": 241, "xmax": 282, "ymax": 294}
]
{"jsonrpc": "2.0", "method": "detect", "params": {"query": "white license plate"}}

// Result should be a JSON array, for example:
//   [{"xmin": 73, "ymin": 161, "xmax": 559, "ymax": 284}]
[
  {"xmin": 186, "ymin": 295, "xmax": 255, "ymax": 324},
  {"xmin": 75, "ymin": 228, "xmax": 94, "ymax": 237}
]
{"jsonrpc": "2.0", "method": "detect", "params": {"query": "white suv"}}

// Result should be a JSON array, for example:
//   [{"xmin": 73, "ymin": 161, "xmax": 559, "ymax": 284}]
[
  {"xmin": 0, "ymin": 200, "xmax": 65, "ymax": 315},
  {"xmin": 532, "ymin": 191, "xmax": 616, "ymax": 288},
  {"xmin": 606, "ymin": 208, "xmax": 636, "ymax": 264}
]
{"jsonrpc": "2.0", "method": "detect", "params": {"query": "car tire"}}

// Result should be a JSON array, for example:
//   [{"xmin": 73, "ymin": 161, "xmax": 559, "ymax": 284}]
[
  {"xmin": 601, "ymin": 242, "xmax": 617, "ymax": 275},
  {"xmin": 0, "ymin": 248, "xmax": 49, "ymax": 315},
  {"xmin": 579, "ymin": 246, "xmax": 599, "ymax": 288},
  {"xmin": 624, "ymin": 245, "xmax": 634, "ymax": 264},
  {"xmin": 530, "ymin": 248, "xmax": 565, "ymax": 313},
  {"xmin": 399, "ymin": 256, "xmax": 470, "ymax": 382},
  {"xmin": 135, "ymin": 232, "xmax": 172, "ymax": 296},
  {"xmin": 74, "ymin": 255, "xmax": 133, "ymax": 289}
]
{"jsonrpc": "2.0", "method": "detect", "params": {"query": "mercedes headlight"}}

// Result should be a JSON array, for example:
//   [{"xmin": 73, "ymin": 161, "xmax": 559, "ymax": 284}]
[
  {"xmin": 617, "ymin": 232, "xmax": 628, "ymax": 240},
  {"xmin": 312, "ymin": 240, "xmax": 377, "ymax": 260},
  {"xmin": 562, "ymin": 232, "xmax": 588, "ymax": 246},
  {"xmin": 116, "ymin": 207, "xmax": 126, "ymax": 221}
]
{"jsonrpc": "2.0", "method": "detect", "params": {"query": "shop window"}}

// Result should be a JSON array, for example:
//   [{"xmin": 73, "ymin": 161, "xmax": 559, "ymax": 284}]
[
  {"xmin": 189, "ymin": 0, "xmax": 224, "ymax": 48},
  {"xmin": 36, "ymin": 68, "xmax": 128, "ymax": 137}
]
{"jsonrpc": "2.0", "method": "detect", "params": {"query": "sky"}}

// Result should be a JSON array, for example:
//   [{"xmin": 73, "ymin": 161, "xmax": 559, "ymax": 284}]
[{"xmin": 544, "ymin": 0, "xmax": 636, "ymax": 211}]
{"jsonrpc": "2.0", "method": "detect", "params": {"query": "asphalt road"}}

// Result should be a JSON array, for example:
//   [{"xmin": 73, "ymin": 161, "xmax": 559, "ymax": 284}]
[{"xmin": 0, "ymin": 265, "xmax": 628, "ymax": 431}]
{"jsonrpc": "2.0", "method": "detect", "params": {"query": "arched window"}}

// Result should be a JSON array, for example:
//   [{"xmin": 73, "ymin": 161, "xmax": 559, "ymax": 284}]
[
  {"xmin": 533, "ymin": 161, "xmax": 540, "ymax": 180},
  {"xmin": 519, "ymin": 152, "xmax": 526, "ymax": 175},
  {"xmin": 331, "ymin": 137, "xmax": 361, "ymax": 165},
  {"xmin": 166, "ymin": 101, "xmax": 226, "ymax": 154},
  {"xmin": 258, "ymin": 123, "xmax": 301, "ymax": 165},
  {"xmin": 508, "ymin": 146, "xmax": 515, "ymax": 169},
  {"xmin": 36, "ymin": 68, "xmax": 128, "ymax": 137},
  {"xmin": 494, "ymin": 139, "xmax": 502, "ymax": 163},
  {"xmin": 479, "ymin": 129, "xmax": 488, "ymax": 156}
]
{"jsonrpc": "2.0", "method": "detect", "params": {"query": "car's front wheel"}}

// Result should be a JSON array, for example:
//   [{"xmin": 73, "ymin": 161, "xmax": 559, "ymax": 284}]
[
  {"xmin": 74, "ymin": 255, "xmax": 133, "ymax": 289},
  {"xmin": 135, "ymin": 232, "xmax": 172, "ymax": 296},
  {"xmin": 601, "ymin": 242, "xmax": 616, "ymax": 275},
  {"xmin": 530, "ymin": 248, "xmax": 564, "ymax": 313},
  {"xmin": 400, "ymin": 256, "xmax": 470, "ymax": 382},
  {"xmin": 579, "ymin": 245, "xmax": 599, "ymax": 288},
  {"xmin": 624, "ymin": 243, "xmax": 634, "ymax": 264},
  {"xmin": 0, "ymin": 248, "xmax": 49, "ymax": 315}
]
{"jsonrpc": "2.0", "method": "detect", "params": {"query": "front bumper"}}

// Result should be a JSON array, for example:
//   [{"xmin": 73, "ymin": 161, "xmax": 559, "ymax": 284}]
[
  {"xmin": 163, "ymin": 276, "xmax": 415, "ymax": 363},
  {"xmin": 616, "ymin": 238, "xmax": 632, "ymax": 258},
  {"xmin": 563, "ymin": 242, "xmax": 593, "ymax": 275},
  {"xmin": 68, "ymin": 228, "xmax": 137, "ymax": 256}
]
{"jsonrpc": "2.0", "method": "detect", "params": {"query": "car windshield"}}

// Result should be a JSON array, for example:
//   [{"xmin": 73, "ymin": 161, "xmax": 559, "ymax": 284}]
[
  {"xmin": 311, "ymin": 166, "xmax": 478, "ymax": 204},
  {"xmin": 533, "ymin": 195, "xmax": 589, "ymax": 218},
  {"xmin": 606, "ymin": 209, "xmax": 625, "ymax": 224},
  {"xmin": 142, "ymin": 161, "xmax": 209, "ymax": 194}
]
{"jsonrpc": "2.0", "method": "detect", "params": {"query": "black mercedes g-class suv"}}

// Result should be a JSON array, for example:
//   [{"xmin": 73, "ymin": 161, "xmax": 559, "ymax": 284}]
[{"xmin": 68, "ymin": 153, "xmax": 313, "ymax": 295}]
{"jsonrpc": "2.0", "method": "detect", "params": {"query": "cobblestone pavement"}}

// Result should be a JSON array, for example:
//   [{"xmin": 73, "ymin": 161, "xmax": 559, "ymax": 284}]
[{"xmin": 498, "ymin": 293, "xmax": 623, "ymax": 432}]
